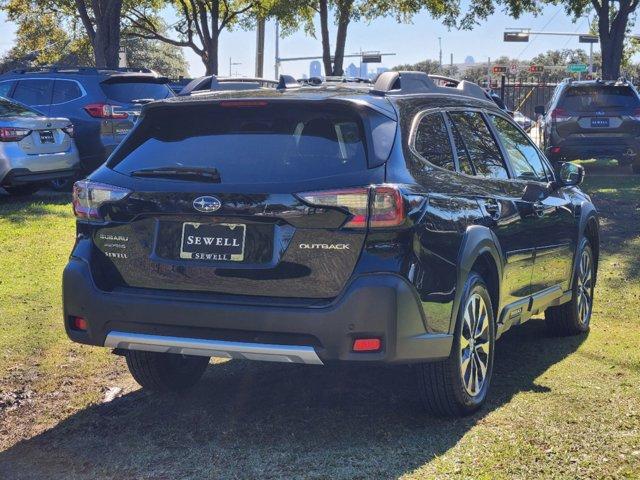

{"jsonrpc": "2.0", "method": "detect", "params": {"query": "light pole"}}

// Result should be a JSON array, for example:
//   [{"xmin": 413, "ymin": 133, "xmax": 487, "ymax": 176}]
[
  {"xmin": 229, "ymin": 57, "xmax": 242, "ymax": 77},
  {"xmin": 438, "ymin": 37, "xmax": 442, "ymax": 69}
]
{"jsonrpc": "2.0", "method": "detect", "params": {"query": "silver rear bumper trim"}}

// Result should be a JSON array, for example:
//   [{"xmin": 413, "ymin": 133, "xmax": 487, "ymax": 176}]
[{"xmin": 104, "ymin": 331, "xmax": 324, "ymax": 365}]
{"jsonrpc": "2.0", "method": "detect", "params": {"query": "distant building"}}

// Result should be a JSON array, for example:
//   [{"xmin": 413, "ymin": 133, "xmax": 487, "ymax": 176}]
[
  {"xmin": 376, "ymin": 67, "xmax": 389, "ymax": 75},
  {"xmin": 309, "ymin": 60, "xmax": 322, "ymax": 78},
  {"xmin": 345, "ymin": 63, "xmax": 359, "ymax": 78},
  {"xmin": 464, "ymin": 56, "xmax": 475, "ymax": 65},
  {"xmin": 359, "ymin": 63, "xmax": 368, "ymax": 78}
]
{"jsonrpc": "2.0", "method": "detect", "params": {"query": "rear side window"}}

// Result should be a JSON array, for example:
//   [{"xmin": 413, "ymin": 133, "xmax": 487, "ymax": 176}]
[
  {"xmin": 0, "ymin": 81, "xmax": 15, "ymax": 98},
  {"xmin": 101, "ymin": 81, "xmax": 173, "ymax": 103},
  {"xmin": 0, "ymin": 97, "xmax": 38, "ymax": 118},
  {"xmin": 449, "ymin": 111, "xmax": 509, "ymax": 180},
  {"xmin": 110, "ymin": 103, "xmax": 368, "ymax": 183},
  {"xmin": 445, "ymin": 115, "xmax": 474, "ymax": 175},
  {"xmin": 413, "ymin": 112, "xmax": 455, "ymax": 171},
  {"xmin": 559, "ymin": 85, "xmax": 640, "ymax": 112},
  {"xmin": 489, "ymin": 115, "xmax": 548, "ymax": 182},
  {"xmin": 52, "ymin": 80, "xmax": 83, "ymax": 103},
  {"xmin": 12, "ymin": 79, "xmax": 53, "ymax": 106}
]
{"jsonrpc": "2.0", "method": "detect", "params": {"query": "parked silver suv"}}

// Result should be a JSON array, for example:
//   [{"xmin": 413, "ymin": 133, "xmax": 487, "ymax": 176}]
[{"xmin": 0, "ymin": 96, "xmax": 79, "ymax": 195}]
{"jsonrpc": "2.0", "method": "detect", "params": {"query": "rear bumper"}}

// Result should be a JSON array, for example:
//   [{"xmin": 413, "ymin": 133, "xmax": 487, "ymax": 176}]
[
  {"xmin": 1, "ymin": 167, "xmax": 79, "ymax": 186},
  {"xmin": 547, "ymin": 134, "xmax": 640, "ymax": 163},
  {"xmin": 63, "ymin": 255, "xmax": 453, "ymax": 365}
]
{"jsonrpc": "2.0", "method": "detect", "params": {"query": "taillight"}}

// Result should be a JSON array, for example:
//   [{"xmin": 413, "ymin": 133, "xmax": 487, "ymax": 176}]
[
  {"xmin": 72, "ymin": 180, "xmax": 131, "ymax": 221},
  {"xmin": 551, "ymin": 107, "xmax": 571, "ymax": 123},
  {"xmin": 62, "ymin": 124, "xmax": 74, "ymax": 138},
  {"xmin": 84, "ymin": 103, "xmax": 128, "ymax": 119},
  {"xmin": 298, "ymin": 184, "xmax": 405, "ymax": 229},
  {"xmin": 0, "ymin": 127, "xmax": 31, "ymax": 142}
]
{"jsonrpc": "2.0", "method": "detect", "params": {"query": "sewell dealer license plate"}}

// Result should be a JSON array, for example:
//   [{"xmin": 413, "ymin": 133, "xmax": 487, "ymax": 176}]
[
  {"xmin": 590, "ymin": 117, "xmax": 610, "ymax": 128},
  {"xmin": 180, "ymin": 222, "xmax": 246, "ymax": 261}
]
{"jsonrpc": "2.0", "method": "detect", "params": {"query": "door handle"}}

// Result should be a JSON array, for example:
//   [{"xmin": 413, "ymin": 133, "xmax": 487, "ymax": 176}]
[
  {"xmin": 483, "ymin": 200, "xmax": 501, "ymax": 220},
  {"xmin": 533, "ymin": 201, "xmax": 546, "ymax": 217}
]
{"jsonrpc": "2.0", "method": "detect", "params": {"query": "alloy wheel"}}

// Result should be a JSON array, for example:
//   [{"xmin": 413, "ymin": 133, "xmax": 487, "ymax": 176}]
[
  {"xmin": 576, "ymin": 248, "xmax": 594, "ymax": 327},
  {"xmin": 459, "ymin": 293, "xmax": 491, "ymax": 397}
]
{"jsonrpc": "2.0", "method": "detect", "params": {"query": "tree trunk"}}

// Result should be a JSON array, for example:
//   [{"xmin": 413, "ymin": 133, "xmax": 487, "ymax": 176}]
[
  {"xmin": 332, "ymin": 0, "xmax": 353, "ymax": 76},
  {"xmin": 318, "ymin": 0, "xmax": 332, "ymax": 76},
  {"xmin": 596, "ymin": 0, "xmax": 632, "ymax": 80},
  {"xmin": 90, "ymin": 0, "xmax": 123, "ymax": 69},
  {"xmin": 204, "ymin": 0, "xmax": 219, "ymax": 75}
]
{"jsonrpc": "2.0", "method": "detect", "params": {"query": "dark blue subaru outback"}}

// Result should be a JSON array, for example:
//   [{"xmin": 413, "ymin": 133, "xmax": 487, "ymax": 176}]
[{"xmin": 63, "ymin": 72, "xmax": 599, "ymax": 416}]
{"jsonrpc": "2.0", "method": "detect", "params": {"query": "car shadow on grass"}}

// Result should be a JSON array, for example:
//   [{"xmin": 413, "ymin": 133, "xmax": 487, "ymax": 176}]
[
  {"xmin": 0, "ymin": 191, "xmax": 71, "ymax": 224},
  {"xmin": 0, "ymin": 319, "xmax": 585, "ymax": 480}
]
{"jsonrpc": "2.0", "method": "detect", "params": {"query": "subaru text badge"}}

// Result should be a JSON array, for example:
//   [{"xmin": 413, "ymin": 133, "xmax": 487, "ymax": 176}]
[{"xmin": 193, "ymin": 196, "xmax": 222, "ymax": 213}]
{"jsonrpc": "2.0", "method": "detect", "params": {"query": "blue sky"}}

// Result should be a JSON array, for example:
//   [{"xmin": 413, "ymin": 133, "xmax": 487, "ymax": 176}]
[{"xmin": 0, "ymin": 4, "xmax": 626, "ymax": 79}]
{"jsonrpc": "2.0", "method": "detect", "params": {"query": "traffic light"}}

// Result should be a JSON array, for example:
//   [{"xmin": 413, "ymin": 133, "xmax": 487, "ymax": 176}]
[
  {"xmin": 492, "ymin": 66, "xmax": 508, "ymax": 74},
  {"xmin": 529, "ymin": 65, "xmax": 544, "ymax": 73}
]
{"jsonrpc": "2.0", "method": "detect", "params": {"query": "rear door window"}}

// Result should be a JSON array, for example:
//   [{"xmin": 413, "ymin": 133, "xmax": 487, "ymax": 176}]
[
  {"xmin": 101, "ymin": 81, "xmax": 173, "ymax": 103},
  {"xmin": 413, "ymin": 112, "xmax": 455, "ymax": 171},
  {"xmin": 559, "ymin": 85, "xmax": 640, "ymax": 112},
  {"xmin": 12, "ymin": 79, "xmax": 53, "ymax": 106},
  {"xmin": 110, "ymin": 103, "xmax": 368, "ymax": 183},
  {"xmin": 52, "ymin": 80, "xmax": 83, "ymax": 104},
  {"xmin": 449, "ymin": 111, "xmax": 509, "ymax": 180},
  {"xmin": 0, "ymin": 81, "xmax": 15, "ymax": 98},
  {"xmin": 489, "ymin": 114, "xmax": 548, "ymax": 182}
]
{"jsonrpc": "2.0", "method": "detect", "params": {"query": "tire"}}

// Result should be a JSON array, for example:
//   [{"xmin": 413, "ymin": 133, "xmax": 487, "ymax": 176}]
[
  {"xmin": 3, "ymin": 184, "xmax": 41, "ymax": 196},
  {"xmin": 125, "ymin": 350, "xmax": 209, "ymax": 392},
  {"xmin": 545, "ymin": 238, "xmax": 595, "ymax": 336},
  {"xmin": 417, "ymin": 272, "xmax": 496, "ymax": 417}
]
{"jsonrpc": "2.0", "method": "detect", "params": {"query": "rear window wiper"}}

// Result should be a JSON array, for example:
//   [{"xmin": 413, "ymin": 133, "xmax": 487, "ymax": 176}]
[{"xmin": 130, "ymin": 167, "xmax": 221, "ymax": 182}]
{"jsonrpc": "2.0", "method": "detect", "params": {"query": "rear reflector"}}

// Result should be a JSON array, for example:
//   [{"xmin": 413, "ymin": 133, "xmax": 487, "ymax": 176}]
[
  {"xmin": 551, "ymin": 146, "xmax": 561, "ymax": 154},
  {"xmin": 353, "ymin": 338, "xmax": 382, "ymax": 352},
  {"xmin": 71, "ymin": 316, "xmax": 88, "ymax": 331},
  {"xmin": 298, "ymin": 184, "xmax": 405, "ymax": 229}
]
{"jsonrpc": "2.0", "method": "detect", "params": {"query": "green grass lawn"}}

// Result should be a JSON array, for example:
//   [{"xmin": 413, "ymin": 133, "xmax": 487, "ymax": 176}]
[{"xmin": 0, "ymin": 176, "xmax": 639, "ymax": 479}]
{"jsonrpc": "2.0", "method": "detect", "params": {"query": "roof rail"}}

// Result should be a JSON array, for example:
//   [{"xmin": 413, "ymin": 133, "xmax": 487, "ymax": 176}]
[
  {"xmin": 372, "ymin": 71, "xmax": 490, "ymax": 102},
  {"xmin": 8, "ymin": 66, "xmax": 157, "ymax": 75},
  {"xmin": 277, "ymin": 74, "xmax": 300, "ymax": 90}
]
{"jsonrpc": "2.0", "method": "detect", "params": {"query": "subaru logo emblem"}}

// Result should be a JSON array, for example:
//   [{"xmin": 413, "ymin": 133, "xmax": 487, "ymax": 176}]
[{"xmin": 193, "ymin": 196, "xmax": 221, "ymax": 213}]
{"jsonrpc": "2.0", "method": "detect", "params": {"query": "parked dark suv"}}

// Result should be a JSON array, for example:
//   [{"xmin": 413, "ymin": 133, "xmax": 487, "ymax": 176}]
[
  {"xmin": 63, "ymin": 72, "xmax": 599, "ymax": 417},
  {"xmin": 0, "ymin": 67, "xmax": 174, "ymax": 183},
  {"xmin": 538, "ymin": 78, "xmax": 640, "ymax": 173}
]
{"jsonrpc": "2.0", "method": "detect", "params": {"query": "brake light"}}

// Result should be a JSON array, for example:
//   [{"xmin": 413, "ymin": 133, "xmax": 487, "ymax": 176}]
[
  {"xmin": 298, "ymin": 184, "xmax": 405, "ymax": 229},
  {"xmin": 72, "ymin": 180, "xmax": 131, "ymax": 221},
  {"xmin": 0, "ymin": 127, "xmax": 31, "ymax": 142},
  {"xmin": 551, "ymin": 107, "xmax": 571, "ymax": 123},
  {"xmin": 84, "ymin": 103, "xmax": 128, "ymax": 119},
  {"xmin": 62, "ymin": 124, "xmax": 74, "ymax": 138},
  {"xmin": 219, "ymin": 100, "xmax": 268, "ymax": 108}
]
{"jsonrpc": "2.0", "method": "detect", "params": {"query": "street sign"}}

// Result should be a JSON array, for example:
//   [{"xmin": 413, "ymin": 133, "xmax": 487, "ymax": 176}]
[
  {"xmin": 492, "ymin": 65, "xmax": 508, "ymax": 74},
  {"xmin": 361, "ymin": 52, "xmax": 382, "ymax": 63},
  {"xmin": 504, "ymin": 32, "xmax": 529, "ymax": 42},
  {"xmin": 578, "ymin": 35, "xmax": 599, "ymax": 44},
  {"xmin": 567, "ymin": 63, "xmax": 588, "ymax": 73},
  {"xmin": 528, "ymin": 65, "xmax": 544, "ymax": 73},
  {"xmin": 509, "ymin": 63, "xmax": 519, "ymax": 75}
]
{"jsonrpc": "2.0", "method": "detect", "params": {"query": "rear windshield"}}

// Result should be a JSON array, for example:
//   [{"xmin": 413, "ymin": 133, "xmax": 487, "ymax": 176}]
[
  {"xmin": 101, "ymin": 81, "xmax": 173, "ymax": 103},
  {"xmin": 0, "ymin": 97, "xmax": 38, "ymax": 118},
  {"xmin": 110, "ymin": 103, "xmax": 368, "ymax": 183},
  {"xmin": 559, "ymin": 85, "xmax": 640, "ymax": 112}
]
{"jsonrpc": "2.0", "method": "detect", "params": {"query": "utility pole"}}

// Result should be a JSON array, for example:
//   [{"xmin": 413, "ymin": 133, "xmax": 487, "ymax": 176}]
[
  {"xmin": 438, "ymin": 37, "xmax": 443, "ymax": 69},
  {"xmin": 255, "ymin": 18, "xmax": 265, "ymax": 78},
  {"xmin": 274, "ymin": 21, "xmax": 280, "ymax": 79}
]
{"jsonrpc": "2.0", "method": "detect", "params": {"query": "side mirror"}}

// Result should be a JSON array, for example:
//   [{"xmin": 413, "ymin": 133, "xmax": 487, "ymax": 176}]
[
  {"xmin": 522, "ymin": 182, "xmax": 552, "ymax": 202},
  {"xmin": 534, "ymin": 105, "xmax": 546, "ymax": 116},
  {"xmin": 557, "ymin": 162, "xmax": 584, "ymax": 187}
]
